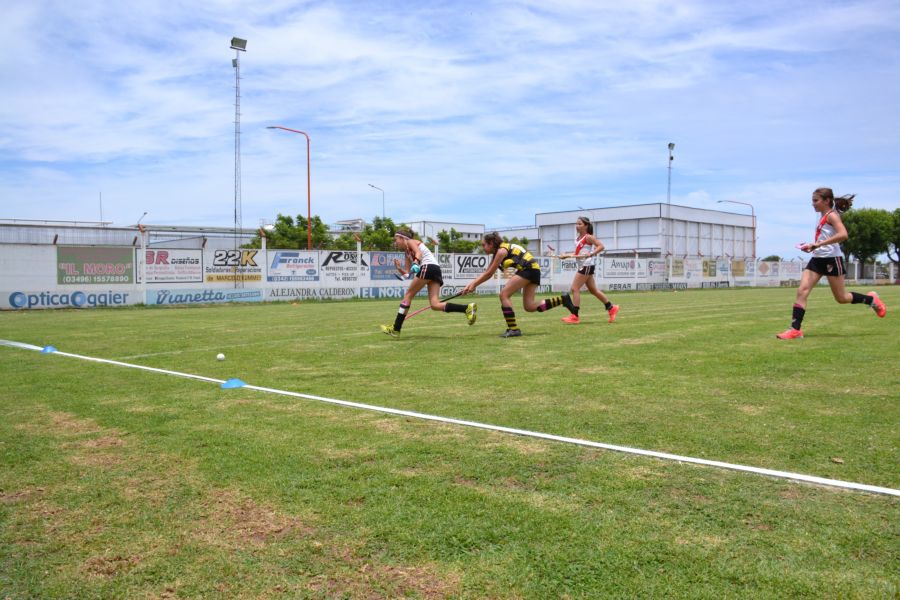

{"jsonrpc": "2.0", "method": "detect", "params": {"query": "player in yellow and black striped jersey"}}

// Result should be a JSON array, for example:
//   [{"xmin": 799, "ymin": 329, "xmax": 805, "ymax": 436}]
[{"xmin": 461, "ymin": 232, "xmax": 576, "ymax": 337}]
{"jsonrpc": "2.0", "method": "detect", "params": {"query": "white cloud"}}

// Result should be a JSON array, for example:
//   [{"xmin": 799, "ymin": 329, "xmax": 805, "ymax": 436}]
[{"xmin": 1, "ymin": 0, "xmax": 898, "ymax": 259}]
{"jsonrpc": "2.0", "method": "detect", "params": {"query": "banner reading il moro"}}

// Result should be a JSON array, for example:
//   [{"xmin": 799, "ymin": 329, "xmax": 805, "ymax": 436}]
[{"xmin": 58, "ymin": 247, "xmax": 134, "ymax": 284}]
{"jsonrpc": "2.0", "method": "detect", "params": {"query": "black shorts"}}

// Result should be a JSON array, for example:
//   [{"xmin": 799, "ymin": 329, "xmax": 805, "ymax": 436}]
[
  {"xmin": 805, "ymin": 256, "xmax": 845, "ymax": 277},
  {"xmin": 577, "ymin": 265, "xmax": 596, "ymax": 276},
  {"xmin": 416, "ymin": 263, "xmax": 444, "ymax": 286},
  {"xmin": 514, "ymin": 268, "xmax": 541, "ymax": 285}
]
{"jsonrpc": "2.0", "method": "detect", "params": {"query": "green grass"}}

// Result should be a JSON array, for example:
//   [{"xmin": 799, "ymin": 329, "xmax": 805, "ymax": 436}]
[{"xmin": 1, "ymin": 286, "xmax": 898, "ymax": 598}]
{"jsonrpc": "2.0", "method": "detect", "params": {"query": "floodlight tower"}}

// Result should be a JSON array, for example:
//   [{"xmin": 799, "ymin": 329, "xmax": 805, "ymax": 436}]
[{"xmin": 231, "ymin": 36, "xmax": 247, "ymax": 286}]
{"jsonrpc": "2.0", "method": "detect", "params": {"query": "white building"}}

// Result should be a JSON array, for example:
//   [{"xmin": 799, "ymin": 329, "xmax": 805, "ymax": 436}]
[{"xmin": 535, "ymin": 203, "xmax": 755, "ymax": 259}]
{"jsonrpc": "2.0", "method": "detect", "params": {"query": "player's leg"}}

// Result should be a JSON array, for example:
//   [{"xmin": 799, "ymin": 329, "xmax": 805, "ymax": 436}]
[
  {"xmin": 381, "ymin": 277, "xmax": 426, "ymax": 337},
  {"xmin": 776, "ymin": 268, "xmax": 820, "ymax": 339},
  {"xmin": 585, "ymin": 276, "xmax": 618, "ymax": 323},
  {"xmin": 498, "ymin": 276, "xmax": 529, "ymax": 336}
]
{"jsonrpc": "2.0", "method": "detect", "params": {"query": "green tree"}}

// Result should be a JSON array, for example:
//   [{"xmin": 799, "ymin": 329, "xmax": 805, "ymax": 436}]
[
  {"xmin": 332, "ymin": 216, "xmax": 403, "ymax": 251},
  {"xmin": 841, "ymin": 208, "xmax": 892, "ymax": 264},
  {"xmin": 245, "ymin": 213, "xmax": 331, "ymax": 249},
  {"xmin": 889, "ymin": 208, "xmax": 900, "ymax": 264},
  {"xmin": 761, "ymin": 255, "xmax": 781, "ymax": 262},
  {"xmin": 436, "ymin": 228, "xmax": 479, "ymax": 254}
]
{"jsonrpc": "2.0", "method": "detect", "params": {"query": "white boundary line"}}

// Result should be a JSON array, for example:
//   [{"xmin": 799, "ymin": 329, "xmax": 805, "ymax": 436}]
[{"xmin": 2, "ymin": 339, "xmax": 897, "ymax": 497}]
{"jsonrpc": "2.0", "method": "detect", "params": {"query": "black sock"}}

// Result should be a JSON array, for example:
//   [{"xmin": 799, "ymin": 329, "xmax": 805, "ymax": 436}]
[
  {"xmin": 393, "ymin": 302, "xmax": 410, "ymax": 331},
  {"xmin": 791, "ymin": 304, "xmax": 805, "ymax": 330},
  {"xmin": 502, "ymin": 306, "xmax": 519, "ymax": 330},
  {"xmin": 573, "ymin": 305, "xmax": 580, "ymax": 316},
  {"xmin": 850, "ymin": 292, "xmax": 872, "ymax": 305},
  {"xmin": 443, "ymin": 302, "xmax": 466, "ymax": 313},
  {"xmin": 604, "ymin": 301, "xmax": 613, "ymax": 311}
]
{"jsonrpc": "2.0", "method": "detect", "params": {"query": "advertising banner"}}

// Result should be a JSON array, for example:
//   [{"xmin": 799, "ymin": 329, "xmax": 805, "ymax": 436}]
[
  {"xmin": 781, "ymin": 261, "xmax": 803, "ymax": 278},
  {"xmin": 731, "ymin": 260, "xmax": 746, "ymax": 278},
  {"xmin": 454, "ymin": 254, "xmax": 490, "ymax": 279},
  {"xmin": 648, "ymin": 259, "xmax": 667, "ymax": 279},
  {"xmin": 369, "ymin": 251, "xmax": 406, "ymax": 281},
  {"xmin": 703, "ymin": 260, "xmax": 717, "ymax": 278},
  {"xmin": 138, "ymin": 249, "xmax": 202, "ymax": 283},
  {"xmin": 146, "ymin": 288, "xmax": 263, "ymax": 306},
  {"xmin": 267, "ymin": 287, "xmax": 356, "ymax": 301},
  {"xmin": 671, "ymin": 259, "xmax": 684, "ymax": 277},
  {"xmin": 4, "ymin": 289, "xmax": 134, "ymax": 310},
  {"xmin": 603, "ymin": 257, "xmax": 647, "ymax": 278},
  {"xmin": 321, "ymin": 251, "xmax": 368, "ymax": 283},
  {"xmin": 57, "ymin": 247, "xmax": 134, "ymax": 285},
  {"xmin": 205, "ymin": 249, "xmax": 263, "ymax": 283},
  {"xmin": 757, "ymin": 261, "xmax": 780, "ymax": 278},
  {"xmin": 683, "ymin": 259, "xmax": 703, "ymax": 280},
  {"xmin": 267, "ymin": 250, "xmax": 319, "ymax": 282}
]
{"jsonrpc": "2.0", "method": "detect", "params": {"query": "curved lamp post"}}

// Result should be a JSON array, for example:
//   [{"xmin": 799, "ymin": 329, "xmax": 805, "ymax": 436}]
[{"xmin": 267, "ymin": 125, "xmax": 312, "ymax": 250}]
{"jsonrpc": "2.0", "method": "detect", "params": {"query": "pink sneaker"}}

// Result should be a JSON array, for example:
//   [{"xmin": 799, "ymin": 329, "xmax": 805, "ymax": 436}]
[
  {"xmin": 776, "ymin": 328, "xmax": 803, "ymax": 340},
  {"xmin": 607, "ymin": 305, "xmax": 619, "ymax": 323},
  {"xmin": 561, "ymin": 314, "xmax": 580, "ymax": 324},
  {"xmin": 868, "ymin": 291, "xmax": 886, "ymax": 318}
]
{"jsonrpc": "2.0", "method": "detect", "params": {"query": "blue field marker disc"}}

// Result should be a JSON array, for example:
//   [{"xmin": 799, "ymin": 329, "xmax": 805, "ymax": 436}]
[
  {"xmin": 221, "ymin": 378, "xmax": 246, "ymax": 389},
  {"xmin": 41, "ymin": 345, "xmax": 58, "ymax": 354}
]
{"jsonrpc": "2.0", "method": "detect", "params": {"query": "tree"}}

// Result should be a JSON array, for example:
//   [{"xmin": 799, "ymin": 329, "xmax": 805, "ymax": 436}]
[
  {"xmin": 332, "ymin": 216, "xmax": 402, "ymax": 251},
  {"xmin": 436, "ymin": 228, "xmax": 479, "ymax": 254},
  {"xmin": 761, "ymin": 255, "xmax": 781, "ymax": 262},
  {"xmin": 244, "ymin": 213, "xmax": 331, "ymax": 249},
  {"xmin": 889, "ymin": 208, "xmax": 900, "ymax": 264},
  {"xmin": 841, "ymin": 208, "xmax": 892, "ymax": 264}
]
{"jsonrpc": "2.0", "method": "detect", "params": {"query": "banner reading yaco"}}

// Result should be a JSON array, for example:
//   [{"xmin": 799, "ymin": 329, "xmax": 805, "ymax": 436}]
[
  {"xmin": 58, "ymin": 247, "xmax": 134, "ymax": 285},
  {"xmin": 205, "ymin": 249, "xmax": 263, "ymax": 283},
  {"xmin": 138, "ymin": 249, "xmax": 202, "ymax": 283},
  {"xmin": 267, "ymin": 250, "xmax": 319, "ymax": 282},
  {"xmin": 369, "ymin": 251, "xmax": 406, "ymax": 280},
  {"xmin": 454, "ymin": 254, "xmax": 489, "ymax": 279},
  {"xmin": 321, "ymin": 251, "xmax": 368, "ymax": 283}
]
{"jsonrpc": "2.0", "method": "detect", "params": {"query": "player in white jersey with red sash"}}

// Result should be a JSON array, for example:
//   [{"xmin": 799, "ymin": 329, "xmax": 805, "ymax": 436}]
[
  {"xmin": 558, "ymin": 216, "xmax": 619, "ymax": 324},
  {"xmin": 381, "ymin": 229, "xmax": 476, "ymax": 337},
  {"xmin": 776, "ymin": 188, "xmax": 886, "ymax": 340}
]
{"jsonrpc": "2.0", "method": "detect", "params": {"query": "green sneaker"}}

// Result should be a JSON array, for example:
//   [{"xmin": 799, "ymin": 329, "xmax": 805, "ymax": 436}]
[
  {"xmin": 466, "ymin": 303, "xmax": 477, "ymax": 325},
  {"xmin": 380, "ymin": 324, "xmax": 399, "ymax": 337}
]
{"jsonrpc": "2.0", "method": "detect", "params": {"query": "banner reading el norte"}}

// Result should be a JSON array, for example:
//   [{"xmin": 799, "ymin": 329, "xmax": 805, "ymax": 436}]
[{"xmin": 57, "ymin": 247, "xmax": 134, "ymax": 284}]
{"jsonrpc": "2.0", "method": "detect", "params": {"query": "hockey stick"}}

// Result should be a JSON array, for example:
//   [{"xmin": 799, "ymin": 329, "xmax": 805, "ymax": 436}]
[{"xmin": 404, "ymin": 292, "xmax": 465, "ymax": 321}]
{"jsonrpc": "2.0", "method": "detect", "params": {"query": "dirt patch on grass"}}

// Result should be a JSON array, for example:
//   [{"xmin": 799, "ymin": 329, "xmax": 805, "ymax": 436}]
[
  {"xmin": 737, "ymin": 404, "xmax": 766, "ymax": 416},
  {"xmin": 194, "ymin": 488, "xmax": 316, "ymax": 549},
  {"xmin": 83, "ymin": 553, "xmax": 141, "ymax": 577},
  {"xmin": 1, "ymin": 487, "xmax": 45, "ymax": 503},
  {"xmin": 309, "ymin": 561, "xmax": 462, "ymax": 600}
]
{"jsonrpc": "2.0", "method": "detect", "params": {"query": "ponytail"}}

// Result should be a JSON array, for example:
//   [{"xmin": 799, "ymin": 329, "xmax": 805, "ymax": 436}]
[
  {"xmin": 834, "ymin": 194, "xmax": 855, "ymax": 213},
  {"xmin": 814, "ymin": 187, "xmax": 855, "ymax": 213}
]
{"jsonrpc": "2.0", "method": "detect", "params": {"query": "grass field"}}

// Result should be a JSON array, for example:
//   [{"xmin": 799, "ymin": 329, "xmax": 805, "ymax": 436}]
[{"xmin": 1, "ymin": 286, "xmax": 898, "ymax": 598}]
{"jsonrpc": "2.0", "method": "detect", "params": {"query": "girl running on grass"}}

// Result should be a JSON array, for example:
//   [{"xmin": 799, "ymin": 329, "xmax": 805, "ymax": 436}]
[
  {"xmin": 461, "ymin": 232, "xmax": 575, "ymax": 337},
  {"xmin": 380, "ymin": 229, "xmax": 476, "ymax": 337},
  {"xmin": 558, "ymin": 216, "xmax": 619, "ymax": 324},
  {"xmin": 776, "ymin": 188, "xmax": 886, "ymax": 340}
]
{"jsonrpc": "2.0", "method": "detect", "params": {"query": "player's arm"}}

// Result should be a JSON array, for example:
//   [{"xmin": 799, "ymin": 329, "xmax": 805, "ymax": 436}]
[
  {"xmin": 463, "ymin": 248, "xmax": 507, "ymax": 293},
  {"xmin": 587, "ymin": 235, "xmax": 605, "ymax": 256},
  {"xmin": 813, "ymin": 213, "xmax": 848, "ymax": 249}
]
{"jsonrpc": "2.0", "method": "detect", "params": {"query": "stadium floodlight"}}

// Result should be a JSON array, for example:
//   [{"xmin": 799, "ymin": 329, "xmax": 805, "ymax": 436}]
[{"xmin": 230, "ymin": 37, "xmax": 247, "ymax": 51}]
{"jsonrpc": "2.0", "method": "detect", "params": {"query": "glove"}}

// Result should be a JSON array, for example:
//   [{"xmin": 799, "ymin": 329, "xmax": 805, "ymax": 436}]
[{"xmin": 410, "ymin": 263, "xmax": 421, "ymax": 275}]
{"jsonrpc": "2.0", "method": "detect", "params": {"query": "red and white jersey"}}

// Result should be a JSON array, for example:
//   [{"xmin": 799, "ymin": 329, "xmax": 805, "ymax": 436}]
[
  {"xmin": 408, "ymin": 240, "xmax": 439, "ymax": 266},
  {"xmin": 812, "ymin": 212, "xmax": 843, "ymax": 258},
  {"xmin": 573, "ymin": 235, "xmax": 596, "ymax": 266}
]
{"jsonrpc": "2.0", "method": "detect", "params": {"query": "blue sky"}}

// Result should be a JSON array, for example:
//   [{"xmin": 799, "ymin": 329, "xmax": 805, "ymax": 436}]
[{"xmin": 1, "ymin": 0, "xmax": 898, "ymax": 258}]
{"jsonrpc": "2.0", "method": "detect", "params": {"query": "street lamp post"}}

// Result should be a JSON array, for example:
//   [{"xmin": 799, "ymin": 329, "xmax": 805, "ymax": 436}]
[
  {"xmin": 717, "ymin": 200, "xmax": 756, "ymax": 258},
  {"xmin": 267, "ymin": 126, "xmax": 312, "ymax": 250},
  {"xmin": 666, "ymin": 142, "xmax": 675, "ymax": 205},
  {"xmin": 368, "ymin": 184, "xmax": 385, "ymax": 221}
]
